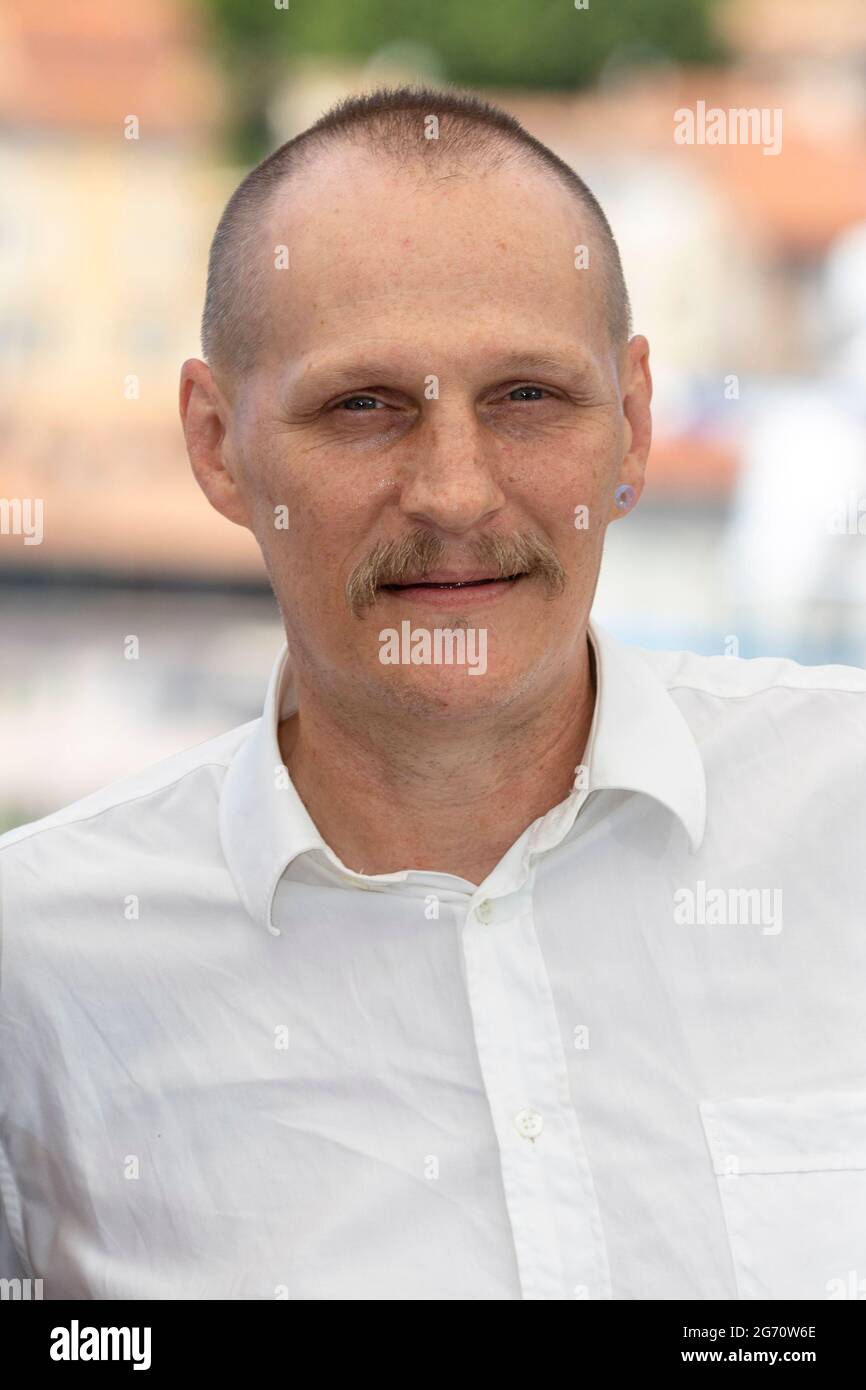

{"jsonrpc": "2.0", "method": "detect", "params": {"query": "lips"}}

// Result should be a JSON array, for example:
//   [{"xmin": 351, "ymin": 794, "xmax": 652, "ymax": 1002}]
[{"xmin": 381, "ymin": 572, "xmax": 526, "ymax": 591}]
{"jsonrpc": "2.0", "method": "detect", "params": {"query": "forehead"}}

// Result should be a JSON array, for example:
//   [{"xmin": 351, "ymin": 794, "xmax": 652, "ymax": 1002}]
[{"xmin": 255, "ymin": 144, "xmax": 611, "ymax": 371}]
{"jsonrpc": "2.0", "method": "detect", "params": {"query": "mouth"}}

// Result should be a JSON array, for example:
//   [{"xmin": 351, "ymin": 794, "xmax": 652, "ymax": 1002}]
[
  {"xmin": 382, "ymin": 572, "xmax": 526, "ymax": 590},
  {"xmin": 379, "ymin": 572, "xmax": 528, "ymax": 605}
]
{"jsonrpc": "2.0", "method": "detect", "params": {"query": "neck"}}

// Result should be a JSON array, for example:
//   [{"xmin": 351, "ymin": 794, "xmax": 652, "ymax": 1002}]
[{"xmin": 278, "ymin": 630, "xmax": 596, "ymax": 886}]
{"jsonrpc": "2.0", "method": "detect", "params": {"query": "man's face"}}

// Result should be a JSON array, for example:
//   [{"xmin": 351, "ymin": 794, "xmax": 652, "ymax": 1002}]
[{"xmin": 185, "ymin": 147, "xmax": 651, "ymax": 721}]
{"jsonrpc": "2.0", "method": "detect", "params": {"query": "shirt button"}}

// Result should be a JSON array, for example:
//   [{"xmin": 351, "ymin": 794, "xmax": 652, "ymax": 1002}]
[
  {"xmin": 476, "ymin": 898, "xmax": 493, "ymax": 924},
  {"xmin": 514, "ymin": 1108, "xmax": 544, "ymax": 1140}
]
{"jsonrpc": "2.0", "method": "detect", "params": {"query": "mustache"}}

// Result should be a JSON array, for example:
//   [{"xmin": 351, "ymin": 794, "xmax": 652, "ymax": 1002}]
[{"xmin": 345, "ymin": 529, "xmax": 567, "ymax": 616}]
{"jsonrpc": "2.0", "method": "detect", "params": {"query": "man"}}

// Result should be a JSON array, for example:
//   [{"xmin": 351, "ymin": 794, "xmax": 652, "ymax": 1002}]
[{"xmin": 1, "ymin": 85, "xmax": 865, "ymax": 1302}]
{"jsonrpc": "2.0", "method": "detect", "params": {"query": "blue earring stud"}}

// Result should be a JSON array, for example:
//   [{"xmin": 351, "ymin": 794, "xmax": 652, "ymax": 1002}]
[{"xmin": 615, "ymin": 484, "xmax": 636, "ymax": 510}]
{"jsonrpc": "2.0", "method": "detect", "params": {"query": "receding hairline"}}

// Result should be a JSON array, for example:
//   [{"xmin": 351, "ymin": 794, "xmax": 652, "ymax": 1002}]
[{"xmin": 201, "ymin": 85, "xmax": 633, "ymax": 385}]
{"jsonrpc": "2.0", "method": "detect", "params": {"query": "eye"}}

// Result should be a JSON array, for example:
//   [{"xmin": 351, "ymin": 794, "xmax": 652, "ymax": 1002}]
[
  {"xmin": 504, "ymin": 385, "xmax": 551, "ymax": 403},
  {"xmin": 336, "ymin": 394, "xmax": 386, "ymax": 411}
]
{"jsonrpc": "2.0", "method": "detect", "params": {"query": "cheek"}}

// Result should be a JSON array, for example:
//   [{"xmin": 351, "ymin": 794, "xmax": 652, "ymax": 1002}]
[
  {"xmin": 507, "ymin": 431, "xmax": 618, "ymax": 538},
  {"xmin": 239, "ymin": 444, "xmax": 316, "ymax": 557},
  {"xmin": 231, "ymin": 437, "xmax": 286, "ymax": 531},
  {"xmin": 565, "ymin": 424, "xmax": 623, "ymax": 519},
  {"xmin": 261, "ymin": 486, "xmax": 376, "ymax": 613}
]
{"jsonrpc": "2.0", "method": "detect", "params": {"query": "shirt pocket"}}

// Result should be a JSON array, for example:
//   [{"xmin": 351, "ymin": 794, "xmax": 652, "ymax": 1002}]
[{"xmin": 699, "ymin": 1091, "xmax": 866, "ymax": 1300}]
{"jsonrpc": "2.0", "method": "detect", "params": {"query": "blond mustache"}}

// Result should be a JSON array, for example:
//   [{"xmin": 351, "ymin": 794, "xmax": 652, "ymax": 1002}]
[{"xmin": 346, "ymin": 529, "xmax": 567, "ymax": 616}]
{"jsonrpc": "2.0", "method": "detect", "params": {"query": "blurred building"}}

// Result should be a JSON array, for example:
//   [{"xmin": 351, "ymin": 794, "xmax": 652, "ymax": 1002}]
[
  {"xmin": 2, "ymin": 0, "xmax": 865, "ymax": 576},
  {"xmin": 1, "ymin": 0, "xmax": 865, "ymax": 823},
  {"xmin": 0, "ymin": 0, "xmax": 263, "ymax": 580}
]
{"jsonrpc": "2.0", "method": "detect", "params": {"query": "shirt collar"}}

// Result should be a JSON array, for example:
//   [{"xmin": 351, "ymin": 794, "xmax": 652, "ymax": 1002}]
[
  {"xmin": 560, "ymin": 618, "xmax": 706, "ymax": 855},
  {"xmin": 220, "ymin": 616, "xmax": 707, "ymax": 932}
]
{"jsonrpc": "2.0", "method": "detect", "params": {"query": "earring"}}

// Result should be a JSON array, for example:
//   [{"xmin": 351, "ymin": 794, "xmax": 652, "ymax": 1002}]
[{"xmin": 615, "ymin": 483, "xmax": 636, "ymax": 510}]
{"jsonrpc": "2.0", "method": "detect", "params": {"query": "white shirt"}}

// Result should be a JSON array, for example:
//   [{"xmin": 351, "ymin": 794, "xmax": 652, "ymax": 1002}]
[{"xmin": 2, "ymin": 617, "xmax": 866, "ymax": 1302}]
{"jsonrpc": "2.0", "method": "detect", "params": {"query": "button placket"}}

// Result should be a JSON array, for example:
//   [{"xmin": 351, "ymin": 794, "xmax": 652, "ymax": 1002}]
[{"xmin": 459, "ymin": 881, "xmax": 612, "ymax": 1300}]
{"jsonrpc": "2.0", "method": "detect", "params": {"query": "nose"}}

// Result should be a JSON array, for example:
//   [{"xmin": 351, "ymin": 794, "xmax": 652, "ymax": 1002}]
[{"xmin": 397, "ymin": 405, "xmax": 506, "ymax": 535}]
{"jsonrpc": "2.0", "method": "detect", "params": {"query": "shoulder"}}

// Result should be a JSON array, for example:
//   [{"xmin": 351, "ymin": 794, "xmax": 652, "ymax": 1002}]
[
  {"xmin": 636, "ymin": 642, "xmax": 866, "ymax": 764},
  {"xmin": 0, "ymin": 718, "xmax": 258, "ymax": 870},
  {"xmin": 636, "ymin": 642, "xmax": 866, "ymax": 701}
]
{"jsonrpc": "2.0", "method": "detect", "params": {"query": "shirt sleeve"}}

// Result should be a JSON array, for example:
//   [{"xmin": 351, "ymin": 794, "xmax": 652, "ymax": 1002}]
[
  {"xmin": 0, "ymin": 1187, "xmax": 26, "ymax": 1279},
  {"xmin": 0, "ymin": 851, "xmax": 29, "ymax": 1282}
]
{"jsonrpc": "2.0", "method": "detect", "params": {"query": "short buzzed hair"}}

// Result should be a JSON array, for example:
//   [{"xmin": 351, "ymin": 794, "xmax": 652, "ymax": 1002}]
[{"xmin": 201, "ymin": 83, "xmax": 632, "ymax": 383}]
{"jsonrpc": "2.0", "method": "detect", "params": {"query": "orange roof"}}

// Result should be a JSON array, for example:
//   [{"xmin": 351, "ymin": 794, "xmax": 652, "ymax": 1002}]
[
  {"xmin": 719, "ymin": 0, "xmax": 866, "ymax": 58},
  {"xmin": 0, "ymin": 0, "xmax": 223, "ymax": 136},
  {"xmin": 502, "ymin": 70, "xmax": 866, "ymax": 256},
  {"xmin": 649, "ymin": 433, "xmax": 739, "ymax": 499}
]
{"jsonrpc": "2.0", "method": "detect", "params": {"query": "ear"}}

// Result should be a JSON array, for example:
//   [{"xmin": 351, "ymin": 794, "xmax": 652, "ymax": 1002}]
[
  {"xmin": 609, "ymin": 335, "xmax": 652, "ymax": 522},
  {"xmin": 179, "ymin": 359, "xmax": 254, "ymax": 530}
]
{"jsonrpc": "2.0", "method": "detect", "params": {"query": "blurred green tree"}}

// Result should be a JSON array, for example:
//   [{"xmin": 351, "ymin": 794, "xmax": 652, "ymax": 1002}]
[{"xmin": 202, "ymin": 0, "xmax": 726, "ymax": 159}]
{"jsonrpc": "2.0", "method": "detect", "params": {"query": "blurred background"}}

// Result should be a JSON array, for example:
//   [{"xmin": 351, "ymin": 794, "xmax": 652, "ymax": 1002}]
[{"xmin": 2, "ymin": 0, "xmax": 866, "ymax": 827}]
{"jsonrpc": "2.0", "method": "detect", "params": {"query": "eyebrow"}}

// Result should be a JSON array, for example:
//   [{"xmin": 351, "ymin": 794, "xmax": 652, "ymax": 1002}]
[
  {"xmin": 287, "ymin": 348, "xmax": 593, "ymax": 396},
  {"xmin": 494, "ymin": 350, "xmax": 588, "ymax": 375}
]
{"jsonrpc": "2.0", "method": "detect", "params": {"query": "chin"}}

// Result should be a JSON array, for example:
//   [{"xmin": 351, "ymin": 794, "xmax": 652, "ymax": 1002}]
[{"xmin": 373, "ymin": 662, "xmax": 529, "ymax": 721}]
